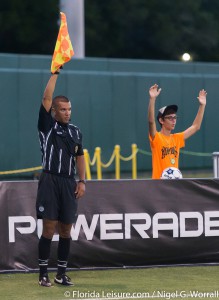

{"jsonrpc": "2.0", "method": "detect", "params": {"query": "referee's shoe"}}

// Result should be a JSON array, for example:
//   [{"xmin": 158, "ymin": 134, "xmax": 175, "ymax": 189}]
[
  {"xmin": 54, "ymin": 274, "xmax": 74, "ymax": 286},
  {"xmin": 39, "ymin": 274, "xmax": 52, "ymax": 287}
]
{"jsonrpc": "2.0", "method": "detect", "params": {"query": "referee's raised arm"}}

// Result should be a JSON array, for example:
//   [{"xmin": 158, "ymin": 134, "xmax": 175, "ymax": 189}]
[{"xmin": 42, "ymin": 71, "xmax": 60, "ymax": 112}]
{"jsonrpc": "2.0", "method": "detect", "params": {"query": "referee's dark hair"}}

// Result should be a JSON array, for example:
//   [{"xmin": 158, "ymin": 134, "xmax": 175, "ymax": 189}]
[{"xmin": 52, "ymin": 95, "xmax": 70, "ymax": 108}]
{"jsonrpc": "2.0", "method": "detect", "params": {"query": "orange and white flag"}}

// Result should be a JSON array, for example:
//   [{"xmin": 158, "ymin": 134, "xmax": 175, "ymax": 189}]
[{"xmin": 51, "ymin": 12, "xmax": 74, "ymax": 73}]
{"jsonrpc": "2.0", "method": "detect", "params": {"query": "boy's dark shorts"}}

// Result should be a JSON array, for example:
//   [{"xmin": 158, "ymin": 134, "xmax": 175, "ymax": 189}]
[{"xmin": 36, "ymin": 172, "xmax": 78, "ymax": 224}]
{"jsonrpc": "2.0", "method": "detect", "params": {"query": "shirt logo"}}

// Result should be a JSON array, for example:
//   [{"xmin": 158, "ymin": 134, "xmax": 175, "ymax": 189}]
[{"xmin": 161, "ymin": 146, "xmax": 178, "ymax": 159}]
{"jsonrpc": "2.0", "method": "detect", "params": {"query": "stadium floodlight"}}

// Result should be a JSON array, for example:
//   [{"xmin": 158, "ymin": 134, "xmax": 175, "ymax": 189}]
[{"xmin": 181, "ymin": 53, "xmax": 191, "ymax": 62}]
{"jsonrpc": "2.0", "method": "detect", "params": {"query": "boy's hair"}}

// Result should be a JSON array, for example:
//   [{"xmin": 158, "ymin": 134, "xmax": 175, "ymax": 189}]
[{"xmin": 157, "ymin": 105, "xmax": 178, "ymax": 126}]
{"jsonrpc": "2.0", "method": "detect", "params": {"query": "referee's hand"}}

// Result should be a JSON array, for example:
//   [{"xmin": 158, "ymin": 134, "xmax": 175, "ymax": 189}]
[{"xmin": 75, "ymin": 182, "xmax": 86, "ymax": 199}]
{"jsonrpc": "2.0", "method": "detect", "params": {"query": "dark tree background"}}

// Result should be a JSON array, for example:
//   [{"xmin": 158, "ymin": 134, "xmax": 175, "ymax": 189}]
[
  {"xmin": 85, "ymin": 0, "xmax": 219, "ymax": 62},
  {"xmin": 1, "ymin": 0, "xmax": 219, "ymax": 61},
  {"xmin": 0, "ymin": 0, "xmax": 59, "ymax": 54}
]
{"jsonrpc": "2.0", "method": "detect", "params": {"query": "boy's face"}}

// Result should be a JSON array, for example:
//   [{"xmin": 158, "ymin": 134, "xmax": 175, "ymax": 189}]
[{"xmin": 160, "ymin": 113, "xmax": 177, "ymax": 130}]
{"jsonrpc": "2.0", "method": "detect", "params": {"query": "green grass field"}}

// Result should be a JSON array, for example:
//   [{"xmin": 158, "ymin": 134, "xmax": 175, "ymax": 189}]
[{"xmin": 1, "ymin": 265, "xmax": 219, "ymax": 300}]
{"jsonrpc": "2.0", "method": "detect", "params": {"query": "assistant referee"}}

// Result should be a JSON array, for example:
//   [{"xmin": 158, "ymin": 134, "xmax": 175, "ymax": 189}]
[{"xmin": 36, "ymin": 68, "xmax": 86, "ymax": 287}]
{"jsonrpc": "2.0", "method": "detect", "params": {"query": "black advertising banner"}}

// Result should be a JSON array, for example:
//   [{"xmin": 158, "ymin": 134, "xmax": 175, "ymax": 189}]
[
  {"xmin": 1, "ymin": 179, "xmax": 219, "ymax": 272},
  {"xmin": 1, "ymin": 181, "xmax": 38, "ymax": 271}
]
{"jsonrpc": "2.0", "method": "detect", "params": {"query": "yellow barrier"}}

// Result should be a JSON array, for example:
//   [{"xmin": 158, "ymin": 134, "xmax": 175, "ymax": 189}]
[
  {"xmin": 0, "ymin": 144, "xmax": 138, "ymax": 180},
  {"xmin": 96, "ymin": 147, "xmax": 102, "ymax": 180},
  {"xmin": 115, "ymin": 145, "xmax": 120, "ymax": 179},
  {"xmin": 0, "ymin": 166, "xmax": 42, "ymax": 175},
  {"xmin": 83, "ymin": 149, "xmax": 91, "ymax": 180},
  {"xmin": 132, "ymin": 144, "xmax": 137, "ymax": 179},
  {"xmin": 84, "ymin": 143, "xmax": 138, "ymax": 180},
  {"xmin": 0, "ymin": 145, "xmax": 211, "ymax": 179}
]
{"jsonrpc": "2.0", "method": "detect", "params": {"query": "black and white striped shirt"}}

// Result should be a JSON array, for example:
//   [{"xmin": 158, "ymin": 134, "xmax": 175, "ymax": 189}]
[{"xmin": 38, "ymin": 104, "xmax": 84, "ymax": 178}]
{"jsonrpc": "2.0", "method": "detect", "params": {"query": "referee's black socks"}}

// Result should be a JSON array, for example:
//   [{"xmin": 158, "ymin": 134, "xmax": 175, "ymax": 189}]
[
  {"xmin": 38, "ymin": 236, "xmax": 52, "ymax": 277},
  {"xmin": 57, "ymin": 237, "xmax": 71, "ymax": 275}
]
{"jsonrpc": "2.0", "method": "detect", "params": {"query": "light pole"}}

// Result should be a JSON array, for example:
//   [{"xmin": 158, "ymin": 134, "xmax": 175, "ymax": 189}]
[{"xmin": 60, "ymin": 0, "xmax": 85, "ymax": 58}]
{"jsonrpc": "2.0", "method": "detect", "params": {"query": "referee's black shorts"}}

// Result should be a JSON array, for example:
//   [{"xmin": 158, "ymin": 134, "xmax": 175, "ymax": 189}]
[{"xmin": 36, "ymin": 172, "xmax": 78, "ymax": 224}]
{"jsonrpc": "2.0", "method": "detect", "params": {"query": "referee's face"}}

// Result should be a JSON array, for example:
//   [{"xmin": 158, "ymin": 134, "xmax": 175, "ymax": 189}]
[{"xmin": 53, "ymin": 101, "xmax": 72, "ymax": 124}]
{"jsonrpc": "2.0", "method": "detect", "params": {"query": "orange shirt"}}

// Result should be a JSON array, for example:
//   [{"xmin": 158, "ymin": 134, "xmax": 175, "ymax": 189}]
[{"xmin": 149, "ymin": 132, "xmax": 185, "ymax": 179}]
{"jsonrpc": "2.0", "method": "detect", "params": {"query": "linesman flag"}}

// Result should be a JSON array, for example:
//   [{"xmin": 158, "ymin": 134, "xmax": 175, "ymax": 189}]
[{"xmin": 51, "ymin": 12, "xmax": 74, "ymax": 73}]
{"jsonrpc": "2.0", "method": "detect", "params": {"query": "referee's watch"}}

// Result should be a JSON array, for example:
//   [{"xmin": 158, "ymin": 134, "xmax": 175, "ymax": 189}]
[{"xmin": 78, "ymin": 179, "xmax": 86, "ymax": 185}]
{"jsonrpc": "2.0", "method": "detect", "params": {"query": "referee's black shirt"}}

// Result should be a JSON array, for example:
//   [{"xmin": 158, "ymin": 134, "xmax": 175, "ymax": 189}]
[{"xmin": 38, "ymin": 104, "xmax": 84, "ymax": 178}]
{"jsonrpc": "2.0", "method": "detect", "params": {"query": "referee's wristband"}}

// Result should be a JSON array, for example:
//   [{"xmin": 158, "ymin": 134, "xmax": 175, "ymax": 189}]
[
  {"xmin": 78, "ymin": 179, "xmax": 86, "ymax": 185},
  {"xmin": 52, "ymin": 66, "xmax": 63, "ymax": 74},
  {"xmin": 51, "ymin": 71, "xmax": 60, "ymax": 75}
]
